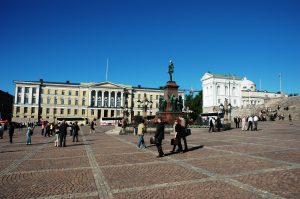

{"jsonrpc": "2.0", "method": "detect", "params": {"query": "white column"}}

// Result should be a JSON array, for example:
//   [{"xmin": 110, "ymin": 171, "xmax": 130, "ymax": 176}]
[
  {"xmin": 108, "ymin": 91, "xmax": 111, "ymax": 107},
  {"xmin": 89, "ymin": 90, "xmax": 92, "ymax": 106},
  {"xmin": 121, "ymin": 92, "xmax": 123, "ymax": 107},
  {"xmin": 14, "ymin": 86, "xmax": 18, "ymax": 104},
  {"xmin": 101, "ymin": 91, "xmax": 104, "ymax": 107},
  {"xmin": 95, "ymin": 90, "xmax": 98, "ymax": 107},
  {"xmin": 114, "ymin": 91, "xmax": 117, "ymax": 107},
  {"xmin": 21, "ymin": 87, "xmax": 25, "ymax": 104},
  {"xmin": 36, "ymin": 87, "xmax": 40, "ymax": 105},
  {"xmin": 29, "ymin": 87, "xmax": 33, "ymax": 104}
]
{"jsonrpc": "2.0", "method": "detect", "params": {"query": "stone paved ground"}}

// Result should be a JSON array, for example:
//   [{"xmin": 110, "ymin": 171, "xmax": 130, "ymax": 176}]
[{"xmin": 0, "ymin": 120, "xmax": 299, "ymax": 199}]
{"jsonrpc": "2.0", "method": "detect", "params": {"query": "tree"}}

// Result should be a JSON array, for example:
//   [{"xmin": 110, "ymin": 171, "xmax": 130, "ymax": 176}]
[{"xmin": 184, "ymin": 90, "xmax": 203, "ymax": 121}]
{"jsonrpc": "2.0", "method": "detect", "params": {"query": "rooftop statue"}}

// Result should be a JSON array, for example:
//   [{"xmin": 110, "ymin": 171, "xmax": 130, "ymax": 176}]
[{"xmin": 168, "ymin": 60, "xmax": 174, "ymax": 82}]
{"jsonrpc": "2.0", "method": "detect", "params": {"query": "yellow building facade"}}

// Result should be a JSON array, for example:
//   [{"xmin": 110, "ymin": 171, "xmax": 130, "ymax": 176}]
[{"xmin": 13, "ymin": 79, "xmax": 184, "ymax": 124}]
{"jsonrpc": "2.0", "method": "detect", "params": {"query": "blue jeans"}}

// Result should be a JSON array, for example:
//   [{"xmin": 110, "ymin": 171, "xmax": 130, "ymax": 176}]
[
  {"xmin": 26, "ymin": 133, "xmax": 31, "ymax": 144},
  {"xmin": 137, "ymin": 135, "xmax": 146, "ymax": 148}
]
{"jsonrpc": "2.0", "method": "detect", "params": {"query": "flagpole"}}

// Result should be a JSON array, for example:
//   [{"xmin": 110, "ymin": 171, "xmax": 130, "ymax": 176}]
[
  {"xmin": 279, "ymin": 73, "xmax": 282, "ymax": 94},
  {"xmin": 106, "ymin": 58, "xmax": 108, "ymax": 82}
]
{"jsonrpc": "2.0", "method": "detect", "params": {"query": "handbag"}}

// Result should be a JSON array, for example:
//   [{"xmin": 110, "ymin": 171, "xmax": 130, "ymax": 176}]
[
  {"xmin": 186, "ymin": 129, "xmax": 191, "ymax": 136},
  {"xmin": 150, "ymin": 137, "xmax": 157, "ymax": 144},
  {"xmin": 171, "ymin": 138, "xmax": 179, "ymax": 145}
]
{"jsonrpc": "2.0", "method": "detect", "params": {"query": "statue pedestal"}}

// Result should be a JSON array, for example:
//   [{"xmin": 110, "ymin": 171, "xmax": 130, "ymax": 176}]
[
  {"xmin": 157, "ymin": 81, "xmax": 182, "ymax": 124},
  {"xmin": 158, "ymin": 112, "xmax": 183, "ymax": 125}
]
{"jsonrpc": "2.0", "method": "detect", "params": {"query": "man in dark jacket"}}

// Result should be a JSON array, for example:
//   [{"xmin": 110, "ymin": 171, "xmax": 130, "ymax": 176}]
[
  {"xmin": 8, "ymin": 122, "xmax": 15, "ymax": 143},
  {"xmin": 154, "ymin": 118, "xmax": 165, "ymax": 158},
  {"xmin": 59, "ymin": 120, "xmax": 68, "ymax": 147},
  {"xmin": 72, "ymin": 122, "xmax": 80, "ymax": 142}
]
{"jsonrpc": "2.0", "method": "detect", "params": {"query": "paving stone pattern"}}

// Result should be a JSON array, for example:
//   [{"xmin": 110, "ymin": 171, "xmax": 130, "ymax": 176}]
[{"xmin": 0, "ymin": 121, "xmax": 299, "ymax": 199}]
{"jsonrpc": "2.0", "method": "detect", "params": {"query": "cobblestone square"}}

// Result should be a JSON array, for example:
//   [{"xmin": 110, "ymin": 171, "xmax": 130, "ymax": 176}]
[{"xmin": 0, "ymin": 120, "xmax": 299, "ymax": 198}]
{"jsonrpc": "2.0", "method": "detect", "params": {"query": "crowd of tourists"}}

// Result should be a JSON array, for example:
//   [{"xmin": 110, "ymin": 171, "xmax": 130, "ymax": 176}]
[{"xmin": 0, "ymin": 120, "xmax": 80, "ymax": 147}]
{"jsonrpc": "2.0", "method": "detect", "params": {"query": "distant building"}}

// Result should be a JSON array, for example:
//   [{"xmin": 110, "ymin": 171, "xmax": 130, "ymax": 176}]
[
  {"xmin": 201, "ymin": 72, "xmax": 285, "ymax": 113},
  {"xmin": 0, "ymin": 90, "xmax": 13, "ymax": 121},
  {"xmin": 12, "ymin": 79, "xmax": 184, "ymax": 123}
]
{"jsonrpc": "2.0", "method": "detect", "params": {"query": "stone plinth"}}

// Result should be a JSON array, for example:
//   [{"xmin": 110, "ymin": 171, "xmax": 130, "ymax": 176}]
[{"xmin": 157, "ymin": 112, "xmax": 183, "ymax": 124}]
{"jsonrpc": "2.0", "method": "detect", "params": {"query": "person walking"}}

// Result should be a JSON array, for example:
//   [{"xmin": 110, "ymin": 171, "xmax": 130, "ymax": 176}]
[
  {"xmin": 59, "ymin": 120, "xmax": 68, "ymax": 147},
  {"xmin": 242, "ymin": 116, "xmax": 247, "ymax": 131},
  {"xmin": 90, "ymin": 120, "xmax": 95, "ymax": 134},
  {"xmin": 179, "ymin": 116, "xmax": 188, "ymax": 152},
  {"xmin": 54, "ymin": 123, "xmax": 60, "ymax": 147},
  {"xmin": 137, "ymin": 119, "xmax": 147, "ymax": 149},
  {"xmin": 26, "ymin": 126, "xmax": 34, "ymax": 145},
  {"xmin": 253, "ymin": 115, "xmax": 259, "ymax": 131},
  {"xmin": 208, "ymin": 117, "xmax": 215, "ymax": 133},
  {"xmin": 0, "ymin": 124, "xmax": 4, "ymax": 139},
  {"xmin": 41, "ymin": 121, "xmax": 45, "ymax": 135},
  {"xmin": 72, "ymin": 122, "xmax": 80, "ymax": 142},
  {"xmin": 247, "ymin": 116, "xmax": 253, "ymax": 131},
  {"xmin": 8, "ymin": 122, "xmax": 15, "ymax": 144},
  {"xmin": 170, "ymin": 119, "xmax": 183, "ymax": 153},
  {"xmin": 154, "ymin": 118, "xmax": 165, "ymax": 158}
]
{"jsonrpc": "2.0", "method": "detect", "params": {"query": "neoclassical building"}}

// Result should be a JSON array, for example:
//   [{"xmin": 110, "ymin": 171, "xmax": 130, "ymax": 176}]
[
  {"xmin": 201, "ymin": 72, "xmax": 285, "ymax": 113},
  {"xmin": 12, "ymin": 79, "xmax": 184, "ymax": 124}
]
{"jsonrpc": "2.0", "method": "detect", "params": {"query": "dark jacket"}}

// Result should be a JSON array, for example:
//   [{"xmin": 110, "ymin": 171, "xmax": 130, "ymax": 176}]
[
  {"xmin": 59, "ymin": 123, "xmax": 68, "ymax": 134},
  {"xmin": 175, "ymin": 123, "xmax": 182, "ymax": 138},
  {"xmin": 155, "ymin": 122, "xmax": 165, "ymax": 140}
]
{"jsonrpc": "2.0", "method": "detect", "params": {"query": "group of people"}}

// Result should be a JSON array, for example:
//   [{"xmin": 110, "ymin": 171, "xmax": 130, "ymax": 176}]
[
  {"xmin": 135, "ymin": 117, "xmax": 189, "ymax": 158},
  {"xmin": 208, "ymin": 117, "xmax": 222, "ymax": 132},
  {"xmin": 0, "ymin": 122, "xmax": 15, "ymax": 143}
]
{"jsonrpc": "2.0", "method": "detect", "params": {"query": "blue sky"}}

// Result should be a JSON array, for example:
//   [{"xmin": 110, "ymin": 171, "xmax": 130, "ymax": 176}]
[{"xmin": 1, "ymin": 0, "xmax": 299, "ymax": 95}]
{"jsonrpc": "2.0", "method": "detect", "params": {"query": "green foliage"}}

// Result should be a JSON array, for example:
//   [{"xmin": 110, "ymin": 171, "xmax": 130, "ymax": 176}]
[{"xmin": 184, "ymin": 90, "xmax": 203, "ymax": 121}]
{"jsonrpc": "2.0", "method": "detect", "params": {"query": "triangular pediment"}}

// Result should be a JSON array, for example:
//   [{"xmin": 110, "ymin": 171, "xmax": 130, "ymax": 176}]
[
  {"xmin": 201, "ymin": 72, "xmax": 213, "ymax": 82},
  {"xmin": 81, "ymin": 81, "xmax": 132, "ymax": 89}
]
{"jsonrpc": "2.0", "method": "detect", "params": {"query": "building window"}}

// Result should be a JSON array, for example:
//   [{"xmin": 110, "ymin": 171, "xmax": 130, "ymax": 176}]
[
  {"xmin": 46, "ymin": 108, "xmax": 50, "ymax": 114},
  {"xmin": 54, "ymin": 97, "xmax": 57, "ymax": 105},
  {"xmin": 82, "ymin": 98, "xmax": 86, "ymax": 106},
  {"xmin": 31, "ymin": 107, "xmax": 35, "ymax": 114},
  {"xmin": 17, "ymin": 87, "xmax": 22, "ymax": 93},
  {"xmin": 48, "ymin": 89, "xmax": 50, "ymax": 95},
  {"xmin": 68, "ymin": 90, "xmax": 72, "ymax": 96},
  {"xmin": 218, "ymin": 99, "xmax": 221, "ymax": 104},
  {"xmin": 54, "ymin": 108, "xmax": 57, "ymax": 114},
  {"xmin": 74, "ymin": 109, "xmax": 78, "ymax": 115},
  {"xmin": 75, "ymin": 91, "xmax": 79, "ymax": 96},
  {"xmin": 138, "ymin": 94, "xmax": 141, "ymax": 100},
  {"xmin": 83, "ymin": 91, "xmax": 86, "ymax": 96},
  {"xmin": 62, "ymin": 90, "xmax": 65, "ymax": 95},
  {"xmin": 24, "ymin": 95, "xmax": 29, "ymax": 104},
  {"xmin": 67, "ymin": 109, "xmax": 71, "ymax": 114},
  {"xmin": 16, "ymin": 107, "xmax": 20, "ymax": 113},
  {"xmin": 25, "ymin": 87, "xmax": 29, "ymax": 93},
  {"xmin": 156, "ymin": 95, "xmax": 159, "ymax": 100},
  {"xmin": 17, "ymin": 95, "xmax": 21, "ymax": 104},
  {"xmin": 41, "ymin": 89, "xmax": 44, "ymax": 94},
  {"xmin": 32, "ymin": 96, "xmax": 36, "ymax": 104},
  {"xmin": 82, "ymin": 109, "xmax": 85, "ymax": 115},
  {"xmin": 60, "ymin": 109, "xmax": 64, "ymax": 114},
  {"xmin": 217, "ymin": 86, "xmax": 220, "ymax": 95},
  {"xmin": 150, "ymin": 95, "xmax": 153, "ymax": 101},
  {"xmin": 75, "ymin": 98, "xmax": 78, "ymax": 105},
  {"xmin": 47, "ymin": 97, "xmax": 50, "ymax": 104},
  {"xmin": 61, "ymin": 98, "xmax": 64, "ymax": 105},
  {"xmin": 32, "ymin": 88, "xmax": 36, "ymax": 94},
  {"xmin": 91, "ymin": 109, "xmax": 94, "ymax": 115},
  {"xmin": 68, "ymin": 98, "xmax": 71, "ymax": 105},
  {"xmin": 54, "ymin": 90, "xmax": 58, "ymax": 95},
  {"xmin": 24, "ymin": 107, "xmax": 28, "ymax": 113},
  {"xmin": 234, "ymin": 99, "xmax": 237, "ymax": 105}
]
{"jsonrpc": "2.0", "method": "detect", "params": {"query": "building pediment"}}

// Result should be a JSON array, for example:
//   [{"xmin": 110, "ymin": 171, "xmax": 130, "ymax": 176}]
[
  {"xmin": 81, "ymin": 81, "xmax": 131, "ymax": 89},
  {"xmin": 201, "ymin": 73, "xmax": 213, "ymax": 82}
]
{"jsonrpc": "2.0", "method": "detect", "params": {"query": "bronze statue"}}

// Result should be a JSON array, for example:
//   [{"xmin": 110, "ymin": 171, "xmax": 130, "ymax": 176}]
[{"xmin": 168, "ymin": 60, "xmax": 174, "ymax": 81}]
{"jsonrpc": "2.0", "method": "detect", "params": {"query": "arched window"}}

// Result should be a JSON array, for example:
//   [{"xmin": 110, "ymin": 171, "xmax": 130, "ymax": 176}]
[
  {"xmin": 97, "ymin": 91, "xmax": 102, "ymax": 107},
  {"xmin": 225, "ymin": 86, "xmax": 228, "ymax": 95},
  {"xmin": 217, "ymin": 85, "xmax": 220, "ymax": 95},
  {"xmin": 232, "ymin": 87, "xmax": 236, "ymax": 96}
]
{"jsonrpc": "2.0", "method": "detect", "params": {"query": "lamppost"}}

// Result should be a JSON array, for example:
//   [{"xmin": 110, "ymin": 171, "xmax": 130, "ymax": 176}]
[
  {"xmin": 220, "ymin": 98, "xmax": 231, "ymax": 124},
  {"xmin": 123, "ymin": 88, "xmax": 136, "ymax": 122},
  {"xmin": 137, "ymin": 93, "xmax": 153, "ymax": 119}
]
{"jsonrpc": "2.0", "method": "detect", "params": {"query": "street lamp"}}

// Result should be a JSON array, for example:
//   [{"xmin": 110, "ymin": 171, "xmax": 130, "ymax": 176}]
[{"xmin": 137, "ymin": 93, "xmax": 153, "ymax": 119}]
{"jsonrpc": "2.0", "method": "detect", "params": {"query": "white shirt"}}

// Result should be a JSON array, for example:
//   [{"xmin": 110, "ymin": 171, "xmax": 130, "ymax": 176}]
[{"xmin": 253, "ymin": 116, "xmax": 259, "ymax": 122}]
